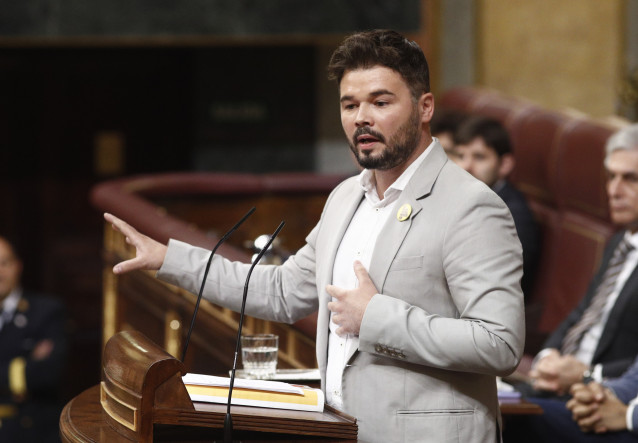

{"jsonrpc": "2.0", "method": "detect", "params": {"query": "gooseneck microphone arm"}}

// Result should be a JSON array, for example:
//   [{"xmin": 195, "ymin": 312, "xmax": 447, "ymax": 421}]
[
  {"xmin": 180, "ymin": 206, "xmax": 256, "ymax": 363},
  {"xmin": 224, "ymin": 220, "xmax": 285, "ymax": 443}
]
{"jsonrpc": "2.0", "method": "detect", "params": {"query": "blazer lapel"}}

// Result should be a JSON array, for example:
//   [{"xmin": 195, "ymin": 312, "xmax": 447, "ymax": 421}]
[
  {"xmin": 594, "ymin": 256, "xmax": 638, "ymax": 361},
  {"xmin": 316, "ymin": 181, "xmax": 364, "ymax": 373},
  {"xmin": 322, "ymin": 185, "xmax": 365, "ymax": 301}
]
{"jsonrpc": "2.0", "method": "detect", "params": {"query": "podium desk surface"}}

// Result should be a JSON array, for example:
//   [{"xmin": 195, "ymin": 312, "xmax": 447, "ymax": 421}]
[
  {"xmin": 60, "ymin": 385, "xmax": 357, "ymax": 442},
  {"xmin": 60, "ymin": 385, "xmax": 540, "ymax": 442}
]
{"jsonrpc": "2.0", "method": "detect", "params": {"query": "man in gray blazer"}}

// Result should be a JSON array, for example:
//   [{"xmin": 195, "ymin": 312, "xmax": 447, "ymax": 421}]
[{"xmin": 104, "ymin": 29, "xmax": 525, "ymax": 442}]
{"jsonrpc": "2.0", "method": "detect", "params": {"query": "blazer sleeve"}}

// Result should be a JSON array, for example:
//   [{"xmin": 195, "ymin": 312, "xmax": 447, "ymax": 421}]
[
  {"xmin": 359, "ymin": 186, "xmax": 525, "ymax": 376},
  {"xmin": 158, "ymin": 226, "xmax": 321, "ymax": 325},
  {"xmin": 606, "ymin": 358, "xmax": 638, "ymax": 404}
]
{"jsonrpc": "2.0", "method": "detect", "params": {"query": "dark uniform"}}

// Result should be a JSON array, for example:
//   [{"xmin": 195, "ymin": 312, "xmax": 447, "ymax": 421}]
[{"xmin": 0, "ymin": 291, "xmax": 67, "ymax": 442}]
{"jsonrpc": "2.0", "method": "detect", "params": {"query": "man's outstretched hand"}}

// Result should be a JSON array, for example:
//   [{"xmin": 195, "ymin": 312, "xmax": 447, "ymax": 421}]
[{"xmin": 104, "ymin": 213, "xmax": 168, "ymax": 274}]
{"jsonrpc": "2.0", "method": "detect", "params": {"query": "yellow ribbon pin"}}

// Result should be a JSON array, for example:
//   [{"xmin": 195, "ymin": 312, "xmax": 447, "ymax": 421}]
[{"xmin": 397, "ymin": 203, "xmax": 412, "ymax": 221}]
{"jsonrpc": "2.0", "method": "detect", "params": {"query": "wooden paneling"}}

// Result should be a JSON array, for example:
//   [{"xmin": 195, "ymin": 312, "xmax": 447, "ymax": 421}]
[{"xmin": 478, "ymin": 0, "xmax": 624, "ymax": 117}]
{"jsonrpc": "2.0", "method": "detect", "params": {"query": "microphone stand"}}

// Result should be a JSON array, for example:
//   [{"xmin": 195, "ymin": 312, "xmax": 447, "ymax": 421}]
[
  {"xmin": 180, "ymin": 206, "xmax": 256, "ymax": 363},
  {"xmin": 224, "ymin": 221, "xmax": 285, "ymax": 443}
]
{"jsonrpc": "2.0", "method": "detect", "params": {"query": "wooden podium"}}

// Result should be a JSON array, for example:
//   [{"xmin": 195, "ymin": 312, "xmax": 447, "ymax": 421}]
[{"xmin": 60, "ymin": 331, "xmax": 357, "ymax": 442}]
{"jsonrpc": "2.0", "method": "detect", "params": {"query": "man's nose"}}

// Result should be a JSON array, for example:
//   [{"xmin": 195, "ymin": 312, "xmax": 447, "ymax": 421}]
[
  {"xmin": 355, "ymin": 104, "xmax": 372, "ymax": 127},
  {"xmin": 608, "ymin": 177, "xmax": 622, "ymax": 197}
]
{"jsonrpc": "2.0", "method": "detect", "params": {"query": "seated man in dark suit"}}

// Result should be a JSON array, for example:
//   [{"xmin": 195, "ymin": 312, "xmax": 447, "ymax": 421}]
[
  {"xmin": 0, "ymin": 236, "xmax": 68, "ymax": 442},
  {"xmin": 504, "ymin": 124, "xmax": 638, "ymax": 441},
  {"xmin": 453, "ymin": 115, "xmax": 540, "ymax": 299}
]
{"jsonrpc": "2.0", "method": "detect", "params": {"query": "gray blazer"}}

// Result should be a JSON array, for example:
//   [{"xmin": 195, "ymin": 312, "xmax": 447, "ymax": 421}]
[{"xmin": 158, "ymin": 142, "xmax": 525, "ymax": 442}]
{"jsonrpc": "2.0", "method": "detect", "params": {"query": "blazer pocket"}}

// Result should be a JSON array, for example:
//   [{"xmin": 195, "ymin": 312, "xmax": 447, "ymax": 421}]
[
  {"xmin": 389, "ymin": 255, "xmax": 424, "ymax": 271},
  {"xmin": 397, "ymin": 409, "xmax": 475, "ymax": 441}
]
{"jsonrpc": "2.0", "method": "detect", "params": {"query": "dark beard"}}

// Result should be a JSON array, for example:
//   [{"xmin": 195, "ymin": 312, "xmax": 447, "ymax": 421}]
[{"xmin": 349, "ymin": 107, "xmax": 422, "ymax": 171}]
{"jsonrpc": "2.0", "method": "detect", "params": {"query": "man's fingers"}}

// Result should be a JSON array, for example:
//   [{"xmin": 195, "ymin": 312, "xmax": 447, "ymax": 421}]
[
  {"xmin": 533, "ymin": 379, "xmax": 558, "ymax": 392},
  {"xmin": 353, "ymin": 260, "xmax": 377, "ymax": 290},
  {"xmin": 577, "ymin": 412, "xmax": 602, "ymax": 429},
  {"xmin": 588, "ymin": 383, "xmax": 606, "ymax": 400},
  {"xmin": 326, "ymin": 285, "xmax": 345, "ymax": 300},
  {"xmin": 593, "ymin": 424, "xmax": 609, "ymax": 434},
  {"xmin": 113, "ymin": 257, "xmax": 142, "ymax": 274},
  {"xmin": 570, "ymin": 383, "xmax": 586, "ymax": 395},
  {"xmin": 353, "ymin": 260, "xmax": 369, "ymax": 279},
  {"xmin": 105, "ymin": 213, "xmax": 139, "ymax": 239},
  {"xmin": 535, "ymin": 368, "xmax": 559, "ymax": 379},
  {"xmin": 570, "ymin": 403, "xmax": 597, "ymax": 420}
]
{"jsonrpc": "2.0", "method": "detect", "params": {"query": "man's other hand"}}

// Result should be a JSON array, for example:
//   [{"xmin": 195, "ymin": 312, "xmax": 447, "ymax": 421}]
[{"xmin": 326, "ymin": 261, "xmax": 377, "ymax": 336}]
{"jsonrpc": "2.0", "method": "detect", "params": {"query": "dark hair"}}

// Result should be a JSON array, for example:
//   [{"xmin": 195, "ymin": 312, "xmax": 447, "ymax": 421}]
[
  {"xmin": 455, "ymin": 116, "xmax": 512, "ymax": 158},
  {"xmin": 0, "ymin": 235, "xmax": 20, "ymax": 260},
  {"xmin": 430, "ymin": 108, "xmax": 468, "ymax": 136},
  {"xmin": 327, "ymin": 29, "xmax": 430, "ymax": 100}
]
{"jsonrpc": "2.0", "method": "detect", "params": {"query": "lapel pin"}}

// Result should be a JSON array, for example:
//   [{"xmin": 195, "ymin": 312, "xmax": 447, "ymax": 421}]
[{"xmin": 397, "ymin": 203, "xmax": 412, "ymax": 222}]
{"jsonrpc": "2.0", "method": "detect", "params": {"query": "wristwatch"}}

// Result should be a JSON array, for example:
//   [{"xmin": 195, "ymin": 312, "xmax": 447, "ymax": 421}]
[{"xmin": 582, "ymin": 368, "xmax": 594, "ymax": 384}]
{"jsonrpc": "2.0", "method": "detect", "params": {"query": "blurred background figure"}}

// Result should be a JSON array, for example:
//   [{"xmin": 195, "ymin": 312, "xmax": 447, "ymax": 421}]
[
  {"xmin": 0, "ymin": 236, "xmax": 68, "ymax": 443},
  {"xmin": 430, "ymin": 108, "xmax": 468, "ymax": 156},
  {"xmin": 453, "ymin": 116, "xmax": 540, "ymax": 299}
]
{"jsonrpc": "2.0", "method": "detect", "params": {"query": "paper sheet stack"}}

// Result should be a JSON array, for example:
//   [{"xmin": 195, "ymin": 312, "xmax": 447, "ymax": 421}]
[{"xmin": 183, "ymin": 373, "xmax": 324, "ymax": 413}]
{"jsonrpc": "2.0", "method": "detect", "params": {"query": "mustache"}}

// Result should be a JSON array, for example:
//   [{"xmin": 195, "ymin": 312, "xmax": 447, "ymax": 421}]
[{"xmin": 352, "ymin": 127, "xmax": 385, "ymax": 146}]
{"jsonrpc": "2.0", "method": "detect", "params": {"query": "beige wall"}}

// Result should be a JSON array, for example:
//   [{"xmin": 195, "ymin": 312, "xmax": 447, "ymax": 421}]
[{"xmin": 477, "ymin": 0, "xmax": 624, "ymax": 117}]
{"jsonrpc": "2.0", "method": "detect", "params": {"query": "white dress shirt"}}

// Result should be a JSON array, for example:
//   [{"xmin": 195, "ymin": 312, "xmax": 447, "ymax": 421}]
[{"xmin": 325, "ymin": 142, "xmax": 434, "ymax": 409}]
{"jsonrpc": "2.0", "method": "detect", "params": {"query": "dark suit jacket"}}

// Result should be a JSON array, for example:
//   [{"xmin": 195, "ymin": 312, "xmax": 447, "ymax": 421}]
[
  {"xmin": 545, "ymin": 231, "xmax": 638, "ymax": 378},
  {"xmin": 496, "ymin": 180, "xmax": 541, "ymax": 299},
  {"xmin": 0, "ymin": 291, "xmax": 68, "ymax": 443}
]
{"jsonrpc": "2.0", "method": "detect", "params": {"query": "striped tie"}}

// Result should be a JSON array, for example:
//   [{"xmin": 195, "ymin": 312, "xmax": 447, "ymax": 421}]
[{"xmin": 561, "ymin": 237, "xmax": 634, "ymax": 355}]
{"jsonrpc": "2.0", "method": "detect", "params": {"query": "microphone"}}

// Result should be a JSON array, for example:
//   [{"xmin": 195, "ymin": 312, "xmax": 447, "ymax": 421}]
[
  {"xmin": 224, "ymin": 220, "xmax": 285, "ymax": 443},
  {"xmin": 180, "ymin": 206, "xmax": 256, "ymax": 362}
]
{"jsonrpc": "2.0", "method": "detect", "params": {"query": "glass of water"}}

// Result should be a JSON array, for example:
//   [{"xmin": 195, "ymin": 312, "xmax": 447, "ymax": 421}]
[{"xmin": 240, "ymin": 334, "xmax": 278, "ymax": 379}]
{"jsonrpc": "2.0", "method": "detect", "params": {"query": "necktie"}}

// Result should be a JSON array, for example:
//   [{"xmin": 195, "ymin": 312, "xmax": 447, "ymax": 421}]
[{"xmin": 561, "ymin": 237, "xmax": 634, "ymax": 355}]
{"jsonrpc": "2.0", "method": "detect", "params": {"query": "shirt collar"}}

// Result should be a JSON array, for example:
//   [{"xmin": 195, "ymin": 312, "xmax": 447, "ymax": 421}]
[
  {"xmin": 1, "ymin": 288, "xmax": 21, "ymax": 316},
  {"xmin": 357, "ymin": 139, "xmax": 436, "ymax": 207},
  {"xmin": 625, "ymin": 230, "xmax": 638, "ymax": 249}
]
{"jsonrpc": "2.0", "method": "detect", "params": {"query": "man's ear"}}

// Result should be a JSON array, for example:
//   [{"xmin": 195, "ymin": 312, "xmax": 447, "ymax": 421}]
[
  {"xmin": 499, "ymin": 153, "xmax": 516, "ymax": 179},
  {"xmin": 420, "ymin": 93, "xmax": 435, "ymax": 123}
]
